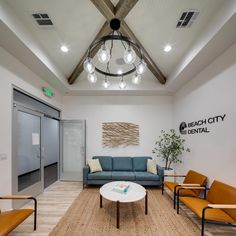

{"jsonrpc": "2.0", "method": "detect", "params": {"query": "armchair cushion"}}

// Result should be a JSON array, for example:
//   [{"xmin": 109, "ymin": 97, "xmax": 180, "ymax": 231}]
[{"xmin": 180, "ymin": 196, "xmax": 235, "ymax": 223}]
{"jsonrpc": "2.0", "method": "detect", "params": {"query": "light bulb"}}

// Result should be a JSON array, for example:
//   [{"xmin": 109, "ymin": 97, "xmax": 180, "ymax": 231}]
[
  {"xmin": 136, "ymin": 60, "xmax": 147, "ymax": 74},
  {"xmin": 87, "ymin": 72, "xmax": 97, "ymax": 83},
  {"xmin": 83, "ymin": 58, "xmax": 95, "ymax": 73},
  {"xmin": 119, "ymin": 78, "xmax": 126, "ymax": 89},
  {"xmin": 164, "ymin": 44, "xmax": 172, "ymax": 52},
  {"xmin": 103, "ymin": 78, "xmax": 110, "ymax": 89},
  {"xmin": 97, "ymin": 45, "xmax": 110, "ymax": 63},
  {"xmin": 124, "ymin": 46, "xmax": 136, "ymax": 64},
  {"xmin": 60, "ymin": 45, "xmax": 69, "ymax": 53},
  {"xmin": 132, "ymin": 74, "xmax": 141, "ymax": 84}
]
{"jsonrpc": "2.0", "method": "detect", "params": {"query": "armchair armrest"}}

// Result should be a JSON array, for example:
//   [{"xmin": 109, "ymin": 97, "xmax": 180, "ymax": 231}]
[
  {"xmin": 0, "ymin": 195, "xmax": 33, "ymax": 199},
  {"xmin": 179, "ymin": 186, "xmax": 206, "ymax": 190},
  {"xmin": 164, "ymin": 174, "xmax": 186, "ymax": 177},
  {"xmin": 208, "ymin": 204, "xmax": 236, "ymax": 209},
  {"xmin": 178, "ymin": 183, "xmax": 201, "ymax": 186}
]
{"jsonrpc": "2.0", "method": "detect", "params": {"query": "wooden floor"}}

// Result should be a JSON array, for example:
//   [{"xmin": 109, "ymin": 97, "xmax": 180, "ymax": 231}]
[{"xmin": 9, "ymin": 181, "xmax": 82, "ymax": 236}]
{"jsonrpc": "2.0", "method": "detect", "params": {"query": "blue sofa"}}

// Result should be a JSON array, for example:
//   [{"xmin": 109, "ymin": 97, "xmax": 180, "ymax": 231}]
[{"xmin": 83, "ymin": 156, "xmax": 164, "ymax": 187}]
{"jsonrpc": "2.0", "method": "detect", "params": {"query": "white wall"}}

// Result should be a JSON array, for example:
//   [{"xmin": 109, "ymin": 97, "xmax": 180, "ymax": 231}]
[
  {"xmin": 62, "ymin": 95, "xmax": 173, "ymax": 163},
  {"xmin": 0, "ymin": 47, "xmax": 62, "ymax": 209},
  {"xmin": 173, "ymin": 42, "xmax": 236, "ymax": 186}
]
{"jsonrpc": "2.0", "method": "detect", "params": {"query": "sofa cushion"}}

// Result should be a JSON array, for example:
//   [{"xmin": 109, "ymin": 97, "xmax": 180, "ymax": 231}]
[
  {"xmin": 133, "ymin": 156, "xmax": 151, "ymax": 171},
  {"xmin": 147, "ymin": 159, "xmax": 157, "ymax": 174},
  {"xmin": 113, "ymin": 157, "xmax": 133, "ymax": 171},
  {"xmin": 112, "ymin": 171, "xmax": 135, "ymax": 180},
  {"xmin": 135, "ymin": 171, "xmax": 160, "ymax": 181},
  {"xmin": 93, "ymin": 156, "xmax": 112, "ymax": 171},
  {"xmin": 88, "ymin": 171, "xmax": 112, "ymax": 180},
  {"xmin": 87, "ymin": 159, "xmax": 102, "ymax": 173}
]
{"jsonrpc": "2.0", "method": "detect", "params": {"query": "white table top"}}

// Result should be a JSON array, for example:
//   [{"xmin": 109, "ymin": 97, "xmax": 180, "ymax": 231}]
[{"xmin": 99, "ymin": 181, "xmax": 146, "ymax": 203}]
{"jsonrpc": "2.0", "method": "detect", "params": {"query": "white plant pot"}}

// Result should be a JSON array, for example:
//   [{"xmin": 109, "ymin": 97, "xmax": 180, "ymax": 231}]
[{"xmin": 164, "ymin": 168, "xmax": 176, "ymax": 182}]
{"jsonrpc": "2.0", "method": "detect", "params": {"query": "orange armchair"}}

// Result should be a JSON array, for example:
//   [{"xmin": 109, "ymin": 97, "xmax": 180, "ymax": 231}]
[
  {"xmin": 0, "ymin": 195, "xmax": 37, "ymax": 236},
  {"xmin": 177, "ymin": 180, "xmax": 236, "ymax": 236},
  {"xmin": 162, "ymin": 170, "xmax": 207, "ymax": 209}
]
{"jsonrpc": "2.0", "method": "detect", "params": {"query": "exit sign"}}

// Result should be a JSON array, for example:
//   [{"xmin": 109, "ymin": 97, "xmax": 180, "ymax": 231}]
[{"xmin": 42, "ymin": 87, "xmax": 54, "ymax": 98}]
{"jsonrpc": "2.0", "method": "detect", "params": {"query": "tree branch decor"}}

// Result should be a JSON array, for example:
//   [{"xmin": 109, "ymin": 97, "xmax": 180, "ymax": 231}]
[{"xmin": 102, "ymin": 122, "xmax": 139, "ymax": 148}]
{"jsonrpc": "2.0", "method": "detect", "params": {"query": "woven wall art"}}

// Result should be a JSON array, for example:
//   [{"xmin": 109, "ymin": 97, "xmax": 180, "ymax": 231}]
[{"xmin": 102, "ymin": 122, "xmax": 139, "ymax": 148}]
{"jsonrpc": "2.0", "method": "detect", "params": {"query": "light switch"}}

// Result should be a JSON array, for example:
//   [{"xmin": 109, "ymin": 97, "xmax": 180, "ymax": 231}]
[{"xmin": 0, "ymin": 153, "xmax": 7, "ymax": 160}]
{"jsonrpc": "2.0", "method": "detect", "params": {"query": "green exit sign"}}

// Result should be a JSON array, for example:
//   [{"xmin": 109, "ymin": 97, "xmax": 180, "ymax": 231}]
[{"xmin": 42, "ymin": 87, "xmax": 54, "ymax": 98}]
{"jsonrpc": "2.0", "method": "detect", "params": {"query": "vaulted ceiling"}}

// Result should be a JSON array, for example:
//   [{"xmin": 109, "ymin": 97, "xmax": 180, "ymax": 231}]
[{"xmin": 0, "ymin": 0, "xmax": 236, "ymax": 95}]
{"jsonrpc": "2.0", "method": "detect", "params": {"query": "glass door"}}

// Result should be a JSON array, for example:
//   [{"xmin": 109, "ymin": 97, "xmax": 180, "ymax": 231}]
[
  {"xmin": 60, "ymin": 120, "xmax": 86, "ymax": 181},
  {"xmin": 13, "ymin": 105, "xmax": 44, "ymax": 197}
]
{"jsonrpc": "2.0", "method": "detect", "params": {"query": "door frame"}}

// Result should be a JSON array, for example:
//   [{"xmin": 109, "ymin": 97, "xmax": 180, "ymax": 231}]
[{"xmin": 12, "ymin": 103, "xmax": 44, "ymax": 199}]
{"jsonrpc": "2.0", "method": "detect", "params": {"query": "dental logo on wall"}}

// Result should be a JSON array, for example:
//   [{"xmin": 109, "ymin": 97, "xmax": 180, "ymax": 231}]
[{"xmin": 179, "ymin": 114, "xmax": 226, "ymax": 135}]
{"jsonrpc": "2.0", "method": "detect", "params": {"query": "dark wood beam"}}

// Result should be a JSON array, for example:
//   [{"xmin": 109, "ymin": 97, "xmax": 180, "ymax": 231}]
[
  {"xmin": 68, "ymin": 22, "xmax": 110, "ymax": 84},
  {"xmin": 120, "ymin": 22, "xmax": 166, "ymax": 84},
  {"xmin": 115, "ymin": 0, "xmax": 139, "ymax": 19},
  {"xmin": 90, "ymin": 0, "xmax": 115, "ymax": 20}
]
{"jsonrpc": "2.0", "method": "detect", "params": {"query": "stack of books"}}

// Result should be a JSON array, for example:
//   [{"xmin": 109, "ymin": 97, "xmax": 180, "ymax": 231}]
[{"xmin": 112, "ymin": 182, "xmax": 130, "ymax": 194}]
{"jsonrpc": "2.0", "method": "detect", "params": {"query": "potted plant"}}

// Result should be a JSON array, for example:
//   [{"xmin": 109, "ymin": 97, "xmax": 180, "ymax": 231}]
[{"xmin": 152, "ymin": 129, "xmax": 190, "ymax": 174}]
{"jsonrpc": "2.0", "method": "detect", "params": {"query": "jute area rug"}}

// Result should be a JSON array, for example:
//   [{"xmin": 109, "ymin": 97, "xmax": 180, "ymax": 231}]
[{"xmin": 50, "ymin": 187, "xmax": 199, "ymax": 236}]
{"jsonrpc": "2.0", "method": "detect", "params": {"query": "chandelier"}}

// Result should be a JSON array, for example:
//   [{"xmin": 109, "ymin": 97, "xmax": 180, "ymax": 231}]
[{"xmin": 83, "ymin": 18, "xmax": 147, "ymax": 89}]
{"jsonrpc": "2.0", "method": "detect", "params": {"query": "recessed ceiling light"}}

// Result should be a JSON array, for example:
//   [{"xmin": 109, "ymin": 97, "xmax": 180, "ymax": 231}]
[
  {"xmin": 60, "ymin": 45, "xmax": 69, "ymax": 53},
  {"xmin": 164, "ymin": 44, "xmax": 172, "ymax": 52}
]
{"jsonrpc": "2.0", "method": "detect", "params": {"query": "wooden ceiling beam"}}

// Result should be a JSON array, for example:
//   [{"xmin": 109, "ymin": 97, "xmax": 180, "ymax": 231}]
[
  {"xmin": 90, "ymin": 0, "xmax": 115, "ymax": 20},
  {"xmin": 68, "ymin": 0, "xmax": 166, "ymax": 84},
  {"xmin": 115, "ymin": 0, "xmax": 139, "ymax": 19},
  {"xmin": 68, "ymin": 22, "xmax": 110, "ymax": 84},
  {"xmin": 120, "ymin": 22, "xmax": 166, "ymax": 84}
]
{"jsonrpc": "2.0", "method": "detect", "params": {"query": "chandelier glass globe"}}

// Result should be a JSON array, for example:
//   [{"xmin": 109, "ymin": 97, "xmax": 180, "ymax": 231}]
[
  {"xmin": 124, "ymin": 46, "xmax": 136, "ymax": 64},
  {"xmin": 119, "ymin": 77, "xmax": 126, "ymax": 89},
  {"xmin": 87, "ymin": 72, "xmax": 97, "ymax": 83},
  {"xmin": 83, "ymin": 57, "xmax": 95, "ymax": 73},
  {"xmin": 103, "ymin": 78, "xmax": 110, "ymax": 88},
  {"xmin": 97, "ymin": 44, "xmax": 110, "ymax": 63},
  {"xmin": 132, "ymin": 73, "xmax": 141, "ymax": 84},
  {"xmin": 136, "ymin": 60, "xmax": 147, "ymax": 75}
]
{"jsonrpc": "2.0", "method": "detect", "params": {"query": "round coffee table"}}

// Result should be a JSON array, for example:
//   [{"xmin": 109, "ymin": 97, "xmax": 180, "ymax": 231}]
[{"xmin": 99, "ymin": 181, "xmax": 148, "ymax": 228}]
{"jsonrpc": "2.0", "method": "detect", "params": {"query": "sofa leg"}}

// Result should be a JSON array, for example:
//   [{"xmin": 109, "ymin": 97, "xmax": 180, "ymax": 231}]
[{"xmin": 162, "ymin": 182, "xmax": 164, "ymax": 195}]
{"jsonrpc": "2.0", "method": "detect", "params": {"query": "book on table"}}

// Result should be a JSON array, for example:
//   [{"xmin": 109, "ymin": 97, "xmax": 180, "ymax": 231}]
[{"xmin": 112, "ymin": 182, "xmax": 130, "ymax": 194}]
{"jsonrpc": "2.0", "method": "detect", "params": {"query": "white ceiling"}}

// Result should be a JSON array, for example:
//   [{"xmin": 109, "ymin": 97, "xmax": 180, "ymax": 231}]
[{"xmin": 0, "ymin": 0, "xmax": 236, "ymax": 95}]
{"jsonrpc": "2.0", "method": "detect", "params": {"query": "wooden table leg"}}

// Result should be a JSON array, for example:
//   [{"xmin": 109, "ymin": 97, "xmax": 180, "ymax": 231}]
[
  {"xmin": 100, "ymin": 194, "xmax": 102, "ymax": 208},
  {"xmin": 117, "ymin": 200, "xmax": 120, "ymax": 229},
  {"xmin": 145, "ymin": 191, "xmax": 148, "ymax": 215}
]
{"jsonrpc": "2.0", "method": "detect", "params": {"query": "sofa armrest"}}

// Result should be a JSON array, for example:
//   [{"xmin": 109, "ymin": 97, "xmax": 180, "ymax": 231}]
[
  {"xmin": 83, "ymin": 165, "xmax": 90, "ymax": 184},
  {"xmin": 157, "ymin": 165, "xmax": 164, "ymax": 181}
]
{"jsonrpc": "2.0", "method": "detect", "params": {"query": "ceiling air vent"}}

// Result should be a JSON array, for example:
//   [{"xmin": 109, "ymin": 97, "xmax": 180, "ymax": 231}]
[
  {"xmin": 32, "ymin": 13, "xmax": 53, "ymax": 26},
  {"xmin": 176, "ymin": 10, "xmax": 199, "ymax": 28}
]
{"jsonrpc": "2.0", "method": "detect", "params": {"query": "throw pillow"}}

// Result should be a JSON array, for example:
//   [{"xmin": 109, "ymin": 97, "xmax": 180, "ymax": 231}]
[
  {"xmin": 87, "ymin": 159, "xmax": 102, "ymax": 173},
  {"xmin": 147, "ymin": 159, "xmax": 157, "ymax": 175}
]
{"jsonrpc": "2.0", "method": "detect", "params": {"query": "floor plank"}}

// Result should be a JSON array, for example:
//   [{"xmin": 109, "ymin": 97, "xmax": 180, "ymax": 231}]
[{"xmin": 9, "ymin": 181, "xmax": 82, "ymax": 236}]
